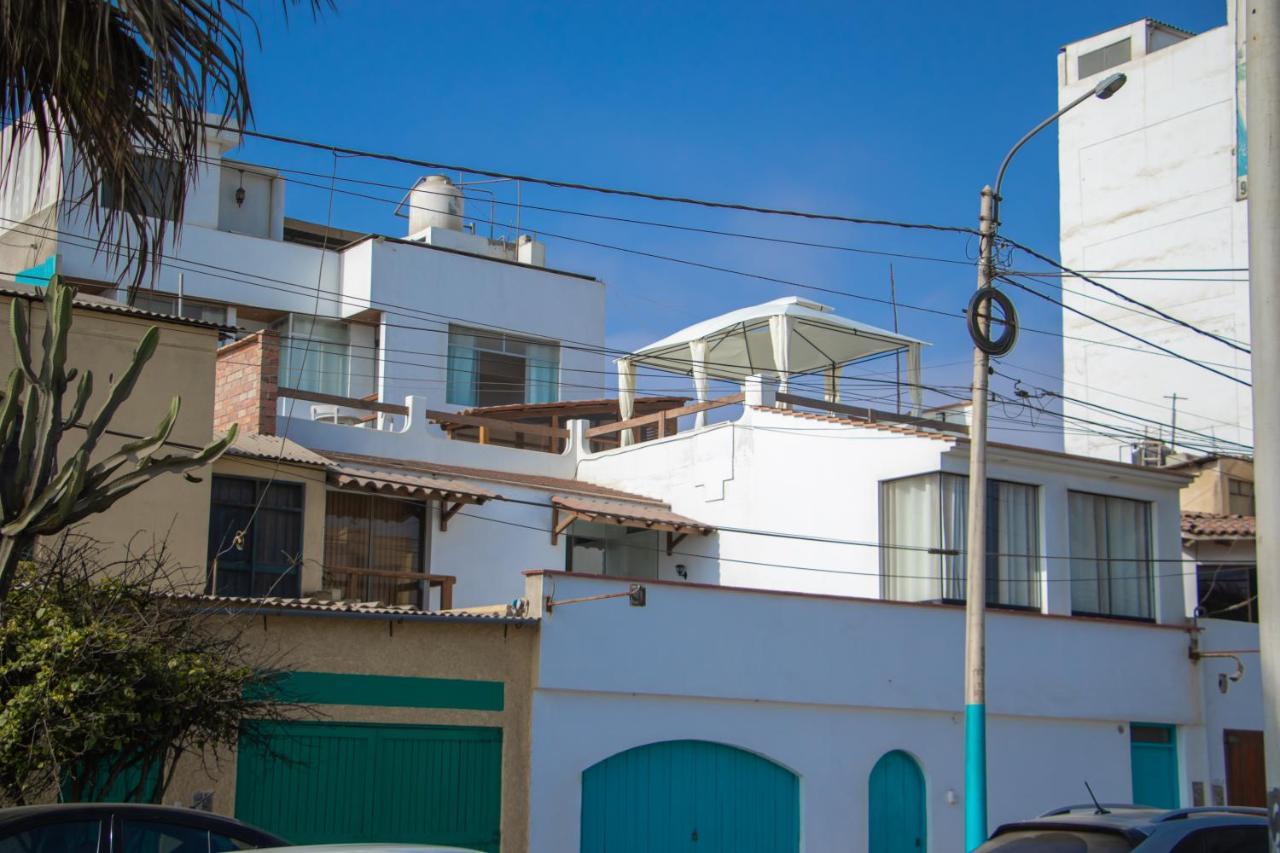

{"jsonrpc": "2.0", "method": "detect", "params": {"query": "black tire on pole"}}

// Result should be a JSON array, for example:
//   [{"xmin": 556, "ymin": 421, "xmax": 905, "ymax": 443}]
[{"xmin": 966, "ymin": 287, "xmax": 1019, "ymax": 357}]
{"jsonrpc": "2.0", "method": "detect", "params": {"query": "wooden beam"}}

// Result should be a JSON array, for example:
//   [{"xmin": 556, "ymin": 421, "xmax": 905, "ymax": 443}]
[
  {"xmin": 439, "ymin": 499, "xmax": 465, "ymax": 532},
  {"xmin": 774, "ymin": 392, "xmax": 968, "ymax": 435},
  {"xmin": 278, "ymin": 386, "xmax": 409, "ymax": 416},
  {"xmin": 586, "ymin": 392, "xmax": 745, "ymax": 438},
  {"xmin": 551, "ymin": 507, "xmax": 578, "ymax": 545},
  {"xmin": 666, "ymin": 531, "xmax": 687, "ymax": 556},
  {"xmin": 424, "ymin": 410, "xmax": 570, "ymax": 439}
]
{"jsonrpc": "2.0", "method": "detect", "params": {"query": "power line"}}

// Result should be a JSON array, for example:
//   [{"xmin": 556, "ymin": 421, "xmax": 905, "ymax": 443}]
[
  {"xmin": 998, "ymin": 276, "xmax": 1251, "ymax": 388},
  {"xmin": 1001, "ymin": 236, "xmax": 1250, "ymax": 355},
  {"xmin": 229, "ymin": 125, "xmax": 979, "ymax": 236}
]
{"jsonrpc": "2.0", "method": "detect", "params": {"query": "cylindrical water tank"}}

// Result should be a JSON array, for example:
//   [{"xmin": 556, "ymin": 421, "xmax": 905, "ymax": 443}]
[{"xmin": 408, "ymin": 174, "xmax": 464, "ymax": 234}]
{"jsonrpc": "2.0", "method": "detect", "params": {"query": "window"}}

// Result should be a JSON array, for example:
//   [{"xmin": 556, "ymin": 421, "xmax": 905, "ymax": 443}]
[
  {"xmin": 207, "ymin": 476, "xmax": 304, "ymax": 598},
  {"xmin": 880, "ymin": 473, "xmax": 1041, "ymax": 608},
  {"xmin": 565, "ymin": 521, "xmax": 658, "ymax": 579},
  {"xmin": 130, "ymin": 290, "xmax": 230, "ymax": 326},
  {"xmin": 976, "ymin": 829, "xmax": 1132, "ymax": 853},
  {"xmin": 447, "ymin": 325, "xmax": 559, "ymax": 408},
  {"xmin": 0, "ymin": 820, "xmax": 102, "ymax": 853},
  {"xmin": 100, "ymin": 154, "xmax": 181, "ymax": 220},
  {"xmin": 1068, "ymin": 492, "xmax": 1153, "ymax": 619},
  {"xmin": 1197, "ymin": 564, "xmax": 1258, "ymax": 622},
  {"xmin": 1168, "ymin": 825, "xmax": 1267, "ymax": 853},
  {"xmin": 1228, "ymin": 478, "xmax": 1255, "ymax": 516},
  {"xmin": 276, "ymin": 314, "xmax": 376, "ymax": 399},
  {"xmin": 1078, "ymin": 38, "xmax": 1132, "ymax": 79},
  {"xmin": 120, "ymin": 819, "xmax": 260, "ymax": 852},
  {"xmin": 324, "ymin": 491, "xmax": 427, "ymax": 606}
]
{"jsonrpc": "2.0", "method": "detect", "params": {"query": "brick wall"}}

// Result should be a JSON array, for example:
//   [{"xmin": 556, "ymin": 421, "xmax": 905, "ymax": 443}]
[{"xmin": 213, "ymin": 330, "xmax": 279, "ymax": 435}]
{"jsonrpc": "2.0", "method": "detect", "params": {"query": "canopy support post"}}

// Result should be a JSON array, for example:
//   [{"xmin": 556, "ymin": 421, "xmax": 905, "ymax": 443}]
[
  {"xmin": 690, "ymin": 340, "xmax": 710, "ymax": 427},
  {"xmin": 617, "ymin": 358, "xmax": 637, "ymax": 446},
  {"xmin": 769, "ymin": 315, "xmax": 792, "ymax": 408}
]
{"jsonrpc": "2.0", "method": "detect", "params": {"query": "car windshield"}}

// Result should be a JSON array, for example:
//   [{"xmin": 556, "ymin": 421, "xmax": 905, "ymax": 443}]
[{"xmin": 977, "ymin": 828, "xmax": 1135, "ymax": 853}]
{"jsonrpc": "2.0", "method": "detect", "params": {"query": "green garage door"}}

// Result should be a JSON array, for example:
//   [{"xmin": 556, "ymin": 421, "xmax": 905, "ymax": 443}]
[
  {"xmin": 580, "ymin": 740, "xmax": 799, "ymax": 853},
  {"xmin": 236, "ymin": 720, "xmax": 502, "ymax": 852}
]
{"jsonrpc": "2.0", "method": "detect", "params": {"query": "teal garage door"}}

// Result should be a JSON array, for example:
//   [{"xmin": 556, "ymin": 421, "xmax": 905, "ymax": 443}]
[
  {"xmin": 236, "ymin": 720, "xmax": 502, "ymax": 852},
  {"xmin": 580, "ymin": 740, "xmax": 799, "ymax": 853},
  {"xmin": 1131, "ymin": 723, "xmax": 1179, "ymax": 808},
  {"xmin": 868, "ymin": 750, "xmax": 926, "ymax": 853}
]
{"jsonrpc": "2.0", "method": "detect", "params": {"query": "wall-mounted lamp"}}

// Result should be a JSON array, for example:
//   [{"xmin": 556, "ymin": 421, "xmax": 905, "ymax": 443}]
[
  {"xmin": 235, "ymin": 170, "xmax": 246, "ymax": 207},
  {"xmin": 676, "ymin": 563, "xmax": 688, "ymax": 579}
]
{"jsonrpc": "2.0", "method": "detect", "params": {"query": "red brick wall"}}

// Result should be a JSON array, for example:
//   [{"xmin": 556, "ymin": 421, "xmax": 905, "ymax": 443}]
[{"xmin": 213, "ymin": 330, "xmax": 280, "ymax": 435}]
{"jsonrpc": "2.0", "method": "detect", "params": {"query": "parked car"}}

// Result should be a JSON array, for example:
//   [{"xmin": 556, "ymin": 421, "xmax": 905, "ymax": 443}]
[
  {"xmin": 0, "ymin": 803, "xmax": 288, "ymax": 853},
  {"xmin": 976, "ymin": 804, "xmax": 1268, "ymax": 852}
]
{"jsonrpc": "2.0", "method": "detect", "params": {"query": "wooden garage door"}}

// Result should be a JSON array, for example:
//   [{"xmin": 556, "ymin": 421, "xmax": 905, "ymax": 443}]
[
  {"xmin": 236, "ymin": 720, "xmax": 501, "ymax": 852},
  {"xmin": 580, "ymin": 740, "xmax": 799, "ymax": 853}
]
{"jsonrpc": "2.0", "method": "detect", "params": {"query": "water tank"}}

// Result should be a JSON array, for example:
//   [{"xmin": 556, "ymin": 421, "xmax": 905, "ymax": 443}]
[{"xmin": 408, "ymin": 174, "xmax": 464, "ymax": 234}]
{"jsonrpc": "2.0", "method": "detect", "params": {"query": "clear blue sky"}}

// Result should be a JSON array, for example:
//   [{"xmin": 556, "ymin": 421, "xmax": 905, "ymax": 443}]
[{"xmin": 238, "ymin": 1, "xmax": 1227, "ymax": 446}]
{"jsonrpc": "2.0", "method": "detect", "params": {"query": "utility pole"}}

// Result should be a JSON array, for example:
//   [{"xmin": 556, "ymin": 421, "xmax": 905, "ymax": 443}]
[
  {"xmin": 961, "ymin": 71, "xmax": 1127, "ymax": 853},
  {"xmin": 1243, "ymin": 2, "xmax": 1280, "ymax": 845},
  {"xmin": 1163, "ymin": 392, "xmax": 1185, "ymax": 454}
]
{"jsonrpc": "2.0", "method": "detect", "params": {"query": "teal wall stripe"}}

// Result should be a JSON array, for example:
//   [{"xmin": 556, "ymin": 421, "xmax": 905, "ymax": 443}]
[{"xmin": 266, "ymin": 671, "xmax": 504, "ymax": 711}]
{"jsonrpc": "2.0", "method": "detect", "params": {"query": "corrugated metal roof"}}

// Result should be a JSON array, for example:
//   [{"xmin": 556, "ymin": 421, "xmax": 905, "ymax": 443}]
[
  {"xmin": 552, "ymin": 494, "xmax": 714, "ymax": 534},
  {"xmin": 1182, "ymin": 512, "xmax": 1256, "ymax": 540},
  {"xmin": 227, "ymin": 433, "xmax": 331, "ymax": 467},
  {"xmin": 321, "ymin": 450, "xmax": 664, "ymax": 504},
  {"xmin": 167, "ymin": 592, "xmax": 537, "ymax": 623},
  {"xmin": 0, "ymin": 280, "xmax": 227, "ymax": 330},
  {"xmin": 329, "ymin": 461, "xmax": 498, "ymax": 503}
]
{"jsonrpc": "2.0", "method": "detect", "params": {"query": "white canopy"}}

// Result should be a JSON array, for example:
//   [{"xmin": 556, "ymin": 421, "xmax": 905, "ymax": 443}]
[{"xmin": 616, "ymin": 297, "xmax": 926, "ymax": 439}]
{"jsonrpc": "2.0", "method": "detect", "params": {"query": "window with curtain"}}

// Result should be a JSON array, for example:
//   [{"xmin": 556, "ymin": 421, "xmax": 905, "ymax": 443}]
[
  {"xmin": 277, "ymin": 315, "xmax": 352, "ymax": 397},
  {"xmin": 1068, "ymin": 491, "xmax": 1153, "ymax": 619},
  {"xmin": 881, "ymin": 473, "xmax": 1041, "ymax": 608},
  {"xmin": 207, "ymin": 476, "xmax": 303, "ymax": 598},
  {"xmin": 446, "ymin": 324, "xmax": 560, "ymax": 407},
  {"xmin": 324, "ymin": 491, "xmax": 427, "ymax": 606}
]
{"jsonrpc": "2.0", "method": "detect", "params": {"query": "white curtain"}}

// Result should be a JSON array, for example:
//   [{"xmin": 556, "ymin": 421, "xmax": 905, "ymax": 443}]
[
  {"xmin": 882, "ymin": 474, "xmax": 940, "ymax": 602},
  {"xmin": 769, "ymin": 314, "xmax": 791, "ymax": 404},
  {"xmin": 617, "ymin": 358, "xmax": 636, "ymax": 446},
  {"xmin": 906, "ymin": 342, "xmax": 923, "ymax": 416},
  {"xmin": 689, "ymin": 339, "xmax": 710, "ymax": 428},
  {"xmin": 993, "ymin": 482, "xmax": 1040, "ymax": 608},
  {"xmin": 1069, "ymin": 491, "xmax": 1151, "ymax": 618},
  {"xmin": 939, "ymin": 474, "xmax": 968, "ymax": 601},
  {"xmin": 824, "ymin": 363, "xmax": 839, "ymax": 403}
]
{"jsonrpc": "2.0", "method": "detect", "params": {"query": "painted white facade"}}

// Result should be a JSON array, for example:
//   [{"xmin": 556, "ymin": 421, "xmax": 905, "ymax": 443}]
[
  {"xmin": 1057, "ymin": 13, "xmax": 1253, "ymax": 461},
  {"xmin": 0, "ymin": 123, "xmax": 608, "ymax": 413}
]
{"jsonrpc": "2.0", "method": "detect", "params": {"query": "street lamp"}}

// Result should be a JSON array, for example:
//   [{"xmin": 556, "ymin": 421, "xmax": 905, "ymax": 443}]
[{"xmin": 962, "ymin": 70, "xmax": 1126, "ymax": 853}]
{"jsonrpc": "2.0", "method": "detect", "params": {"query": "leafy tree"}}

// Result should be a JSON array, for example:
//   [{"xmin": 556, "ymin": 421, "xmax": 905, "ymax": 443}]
[
  {"xmin": 0, "ymin": 535, "xmax": 300, "ymax": 805},
  {"xmin": 0, "ymin": 275, "xmax": 237, "ymax": 604},
  {"xmin": 1, "ymin": 0, "xmax": 328, "ymax": 298}
]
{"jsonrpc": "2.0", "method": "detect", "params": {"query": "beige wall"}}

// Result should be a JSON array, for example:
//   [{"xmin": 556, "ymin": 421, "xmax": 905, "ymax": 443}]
[
  {"xmin": 168, "ymin": 612, "xmax": 537, "ymax": 853},
  {"xmin": 0, "ymin": 293, "xmax": 220, "ymax": 581},
  {"xmin": 210, "ymin": 456, "xmax": 328, "ymax": 594},
  {"xmin": 1181, "ymin": 458, "xmax": 1255, "ymax": 515}
]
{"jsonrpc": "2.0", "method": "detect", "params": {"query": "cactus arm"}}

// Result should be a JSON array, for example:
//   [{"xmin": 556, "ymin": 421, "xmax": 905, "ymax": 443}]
[
  {"xmin": 9, "ymin": 297, "xmax": 36, "ymax": 384},
  {"xmin": 78, "ymin": 326, "xmax": 158, "ymax": 457},
  {"xmin": 61, "ymin": 370, "xmax": 94, "ymax": 433}
]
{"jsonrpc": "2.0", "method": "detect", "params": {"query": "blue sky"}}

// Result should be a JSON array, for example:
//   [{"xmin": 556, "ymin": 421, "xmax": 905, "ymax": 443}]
[{"xmin": 238, "ymin": 1, "xmax": 1227, "ymax": 446}]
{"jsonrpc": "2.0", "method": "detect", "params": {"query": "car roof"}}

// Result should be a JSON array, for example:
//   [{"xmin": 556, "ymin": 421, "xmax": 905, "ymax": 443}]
[
  {"xmin": 0, "ymin": 803, "xmax": 286, "ymax": 843},
  {"xmin": 991, "ymin": 806, "xmax": 1267, "ymax": 839}
]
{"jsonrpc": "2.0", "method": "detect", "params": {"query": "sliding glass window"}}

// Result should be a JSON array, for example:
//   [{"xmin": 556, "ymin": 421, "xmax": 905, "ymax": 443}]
[{"xmin": 1068, "ymin": 491, "xmax": 1153, "ymax": 620}]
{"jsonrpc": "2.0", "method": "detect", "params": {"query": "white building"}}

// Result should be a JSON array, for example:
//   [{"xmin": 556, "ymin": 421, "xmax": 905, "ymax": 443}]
[
  {"xmin": 1057, "ymin": 10, "xmax": 1253, "ymax": 463},
  {"xmin": 0, "ymin": 119, "xmax": 1265, "ymax": 850}
]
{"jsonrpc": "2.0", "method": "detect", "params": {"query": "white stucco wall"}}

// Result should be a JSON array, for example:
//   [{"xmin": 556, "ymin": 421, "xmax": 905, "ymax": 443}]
[
  {"xmin": 1058, "ymin": 18, "xmax": 1252, "ymax": 461},
  {"xmin": 525, "ymin": 571, "xmax": 1198, "ymax": 853}
]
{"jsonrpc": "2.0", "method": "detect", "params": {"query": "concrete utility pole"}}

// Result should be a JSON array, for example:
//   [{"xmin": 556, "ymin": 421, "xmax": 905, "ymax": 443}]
[
  {"xmin": 962, "ymin": 71, "xmax": 1127, "ymax": 853},
  {"xmin": 1243, "ymin": 2, "xmax": 1280, "ymax": 846},
  {"xmin": 1164, "ymin": 393, "xmax": 1186, "ymax": 453}
]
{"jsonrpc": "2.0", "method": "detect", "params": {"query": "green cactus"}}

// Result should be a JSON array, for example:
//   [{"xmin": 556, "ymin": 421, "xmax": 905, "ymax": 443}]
[{"xmin": 0, "ymin": 276, "xmax": 237, "ymax": 603}]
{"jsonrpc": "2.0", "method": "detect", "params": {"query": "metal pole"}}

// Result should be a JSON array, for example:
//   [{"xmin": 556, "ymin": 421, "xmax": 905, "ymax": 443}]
[
  {"xmin": 1243, "ymin": 1, "xmax": 1280, "ymax": 843},
  {"xmin": 964, "ymin": 186, "xmax": 996, "ymax": 852}
]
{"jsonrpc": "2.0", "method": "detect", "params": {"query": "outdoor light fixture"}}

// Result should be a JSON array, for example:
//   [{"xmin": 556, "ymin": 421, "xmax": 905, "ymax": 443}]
[
  {"xmin": 235, "ymin": 170, "xmax": 246, "ymax": 207},
  {"xmin": 1093, "ymin": 72, "xmax": 1127, "ymax": 99}
]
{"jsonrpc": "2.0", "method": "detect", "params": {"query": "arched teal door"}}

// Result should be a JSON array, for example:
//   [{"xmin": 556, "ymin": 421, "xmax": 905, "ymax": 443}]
[
  {"xmin": 580, "ymin": 740, "xmax": 799, "ymax": 853},
  {"xmin": 869, "ymin": 750, "xmax": 926, "ymax": 853}
]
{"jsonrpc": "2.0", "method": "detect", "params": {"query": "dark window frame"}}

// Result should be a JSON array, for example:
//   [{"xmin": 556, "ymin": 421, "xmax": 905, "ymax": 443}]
[
  {"xmin": 1197, "ymin": 563, "xmax": 1259, "ymax": 623},
  {"xmin": 207, "ymin": 475, "xmax": 305, "ymax": 599}
]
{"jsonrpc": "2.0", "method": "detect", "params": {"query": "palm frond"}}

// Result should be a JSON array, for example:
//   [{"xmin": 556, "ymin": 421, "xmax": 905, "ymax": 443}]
[{"xmin": 0, "ymin": 0, "xmax": 331, "ymax": 302}]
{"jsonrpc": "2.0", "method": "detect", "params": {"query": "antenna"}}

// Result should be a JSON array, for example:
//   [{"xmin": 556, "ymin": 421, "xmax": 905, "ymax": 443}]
[{"xmin": 1084, "ymin": 781, "xmax": 1110, "ymax": 815}]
